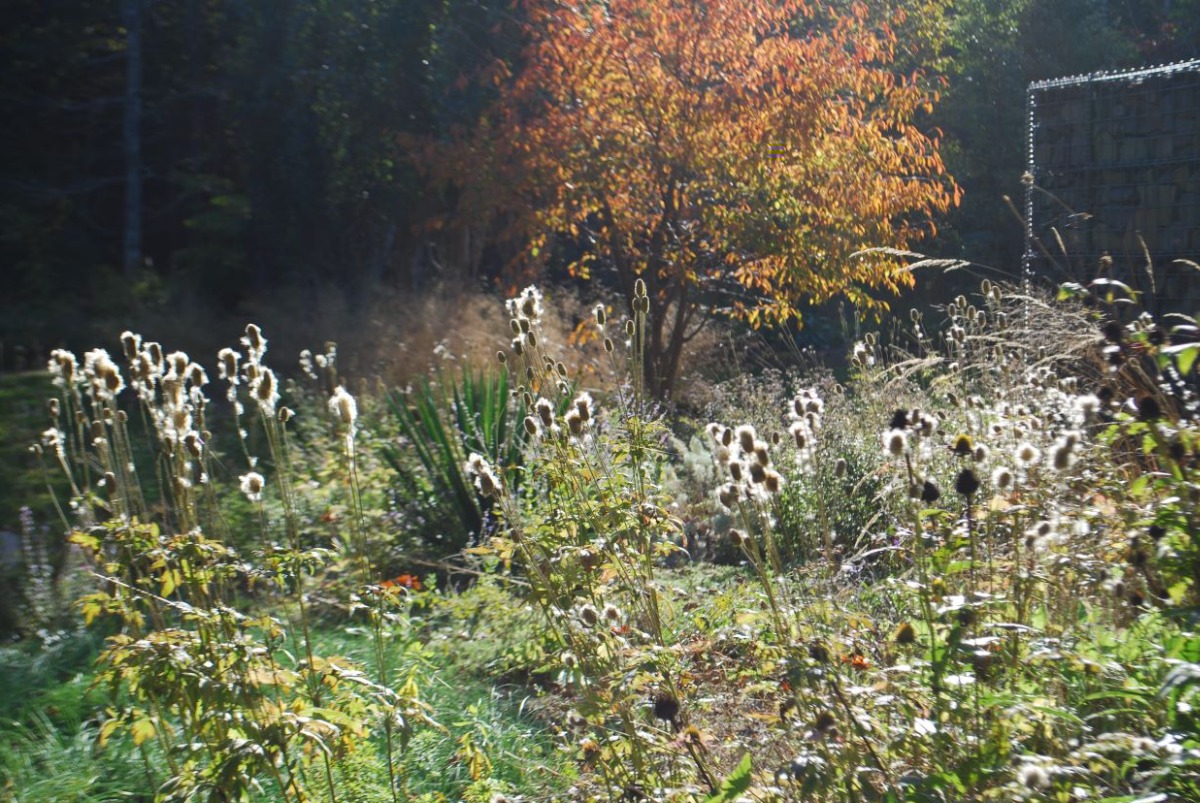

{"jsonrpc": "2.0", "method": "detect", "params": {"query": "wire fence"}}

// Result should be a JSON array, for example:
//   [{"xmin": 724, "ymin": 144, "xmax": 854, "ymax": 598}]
[{"xmin": 1024, "ymin": 59, "xmax": 1200, "ymax": 313}]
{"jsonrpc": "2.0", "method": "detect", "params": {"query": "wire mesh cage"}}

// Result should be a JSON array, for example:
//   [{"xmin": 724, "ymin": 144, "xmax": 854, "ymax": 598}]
[{"xmin": 1024, "ymin": 59, "xmax": 1200, "ymax": 312}]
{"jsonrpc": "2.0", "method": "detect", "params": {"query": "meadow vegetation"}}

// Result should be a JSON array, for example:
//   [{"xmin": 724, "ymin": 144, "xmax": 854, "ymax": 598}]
[{"xmin": 3, "ymin": 269, "xmax": 1200, "ymax": 802}]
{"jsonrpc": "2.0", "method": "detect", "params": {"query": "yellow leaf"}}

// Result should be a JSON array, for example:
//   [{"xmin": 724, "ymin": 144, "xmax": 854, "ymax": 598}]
[{"xmin": 130, "ymin": 716, "xmax": 156, "ymax": 746}]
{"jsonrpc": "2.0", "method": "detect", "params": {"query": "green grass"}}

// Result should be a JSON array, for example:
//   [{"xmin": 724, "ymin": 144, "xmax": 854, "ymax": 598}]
[{"xmin": 0, "ymin": 615, "xmax": 572, "ymax": 803}]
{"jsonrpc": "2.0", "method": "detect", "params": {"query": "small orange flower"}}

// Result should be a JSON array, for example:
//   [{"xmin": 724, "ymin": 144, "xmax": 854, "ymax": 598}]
[
  {"xmin": 381, "ymin": 574, "xmax": 422, "ymax": 591},
  {"xmin": 842, "ymin": 653, "xmax": 870, "ymax": 671}
]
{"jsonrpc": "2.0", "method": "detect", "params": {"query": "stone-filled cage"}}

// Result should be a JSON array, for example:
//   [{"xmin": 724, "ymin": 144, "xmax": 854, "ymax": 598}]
[{"xmin": 1024, "ymin": 59, "xmax": 1200, "ymax": 312}]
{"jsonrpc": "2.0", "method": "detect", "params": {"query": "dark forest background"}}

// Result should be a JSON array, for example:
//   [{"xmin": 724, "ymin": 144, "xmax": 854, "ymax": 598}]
[{"xmin": 2, "ymin": 0, "xmax": 1197, "ymax": 364}]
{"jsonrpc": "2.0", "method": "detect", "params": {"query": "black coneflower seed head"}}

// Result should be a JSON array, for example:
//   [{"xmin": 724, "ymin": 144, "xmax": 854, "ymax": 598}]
[
  {"xmin": 893, "ymin": 622, "xmax": 916, "ymax": 645},
  {"xmin": 889, "ymin": 409, "xmax": 910, "ymax": 430},
  {"xmin": 813, "ymin": 711, "xmax": 836, "ymax": 732},
  {"xmin": 921, "ymin": 480, "xmax": 941, "ymax": 504},
  {"xmin": 1137, "ymin": 395, "xmax": 1162, "ymax": 422},
  {"xmin": 1149, "ymin": 524, "xmax": 1166, "ymax": 541},
  {"xmin": 1128, "ymin": 539, "xmax": 1148, "ymax": 568},
  {"xmin": 951, "ymin": 434, "xmax": 974, "ymax": 456},
  {"xmin": 653, "ymin": 692, "xmax": 680, "ymax": 722},
  {"xmin": 955, "ymin": 468, "xmax": 980, "ymax": 497},
  {"xmin": 1102, "ymin": 320, "xmax": 1125, "ymax": 343}
]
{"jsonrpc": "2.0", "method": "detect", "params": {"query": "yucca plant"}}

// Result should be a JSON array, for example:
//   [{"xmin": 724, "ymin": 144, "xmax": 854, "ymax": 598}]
[{"xmin": 383, "ymin": 368, "xmax": 535, "ymax": 556}]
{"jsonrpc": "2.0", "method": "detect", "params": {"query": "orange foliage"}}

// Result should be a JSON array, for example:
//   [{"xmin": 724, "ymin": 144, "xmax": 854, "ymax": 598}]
[{"xmin": 424, "ymin": 0, "xmax": 957, "ymax": 396}]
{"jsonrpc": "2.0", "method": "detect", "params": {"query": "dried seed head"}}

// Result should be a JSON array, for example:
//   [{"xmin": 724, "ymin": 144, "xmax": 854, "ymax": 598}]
[
  {"xmin": 254, "ymin": 368, "xmax": 279, "ymax": 412},
  {"xmin": 991, "ymin": 466, "xmax": 1014, "ymax": 491},
  {"xmin": 536, "ymin": 397, "xmax": 554, "ymax": 428},
  {"xmin": 884, "ymin": 429, "xmax": 908, "ymax": 457},
  {"xmin": 955, "ymin": 468, "xmax": 980, "ymax": 497},
  {"xmin": 834, "ymin": 457, "xmax": 847, "ymax": 478},
  {"xmin": 634, "ymin": 278, "xmax": 647, "ymax": 298},
  {"xmin": 749, "ymin": 461, "xmax": 767, "ymax": 484},
  {"xmin": 328, "ymin": 386, "xmax": 357, "ymax": 428},
  {"xmin": 120, "ymin": 331, "xmax": 141, "ymax": 361},
  {"xmin": 653, "ymin": 691, "xmax": 679, "ymax": 722},
  {"xmin": 735, "ymin": 425, "xmax": 757, "ymax": 453},
  {"xmin": 578, "ymin": 604, "xmax": 600, "ymax": 627},
  {"xmin": 565, "ymin": 408, "xmax": 585, "ymax": 437},
  {"xmin": 240, "ymin": 471, "xmax": 265, "ymax": 502},
  {"xmin": 603, "ymin": 337, "xmax": 615, "ymax": 353},
  {"xmin": 1015, "ymin": 443, "xmax": 1040, "ymax": 468},
  {"xmin": 893, "ymin": 621, "xmax": 916, "ymax": 645},
  {"xmin": 593, "ymin": 304, "xmax": 607, "ymax": 326},
  {"xmin": 518, "ymin": 286, "xmax": 543, "ymax": 320},
  {"xmin": 240, "ymin": 325, "xmax": 266, "ymax": 366},
  {"xmin": 218, "ymin": 348, "xmax": 240, "ymax": 382},
  {"xmin": 574, "ymin": 392, "xmax": 594, "ymax": 422}
]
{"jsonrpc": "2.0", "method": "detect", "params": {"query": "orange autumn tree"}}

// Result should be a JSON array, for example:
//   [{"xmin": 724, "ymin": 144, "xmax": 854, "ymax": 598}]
[{"xmin": 433, "ymin": 0, "xmax": 959, "ymax": 398}]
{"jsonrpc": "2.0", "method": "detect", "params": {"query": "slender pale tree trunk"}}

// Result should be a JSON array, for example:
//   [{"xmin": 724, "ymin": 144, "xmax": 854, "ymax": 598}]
[{"xmin": 122, "ymin": 0, "xmax": 143, "ymax": 275}]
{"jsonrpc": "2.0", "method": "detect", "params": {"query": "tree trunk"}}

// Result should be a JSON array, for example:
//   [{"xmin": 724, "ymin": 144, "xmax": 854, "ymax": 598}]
[{"xmin": 121, "ymin": 0, "xmax": 143, "ymax": 275}]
